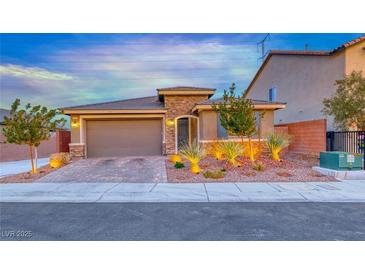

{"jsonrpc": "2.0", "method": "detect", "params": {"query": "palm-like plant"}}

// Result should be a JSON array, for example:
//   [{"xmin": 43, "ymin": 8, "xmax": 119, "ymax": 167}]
[
  {"xmin": 220, "ymin": 141, "xmax": 243, "ymax": 167},
  {"xmin": 266, "ymin": 132, "xmax": 291, "ymax": 161},
  {"xmin": 179, "ymin": 143, "xmax": 205, "ymax": 174}
]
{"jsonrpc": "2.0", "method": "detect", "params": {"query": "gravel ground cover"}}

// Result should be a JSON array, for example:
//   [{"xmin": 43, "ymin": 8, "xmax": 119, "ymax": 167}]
[
  {"xmin": 0, "ymin": 165, "xmax": 62, "ymax": 183},
  {"xmin": 166, "ymin": 153, "xmax": 337, "ymax": 183}
]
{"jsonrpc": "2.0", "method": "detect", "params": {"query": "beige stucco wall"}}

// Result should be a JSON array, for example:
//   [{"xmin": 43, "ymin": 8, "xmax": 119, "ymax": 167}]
[
  {"xmin": 247, "ymin": 54, "xmax": 346, "ymax": 130},
  {"xmin": 70, "ymin": 115, "xmax": 80, "ymax": 143},
  {"xmin": 198, "ymin": 109, "xmax": 275, "ymax": 140},
  {"xmin": 345, "ymin": 40, "xmax": 365, "ymax": 75},
  {"xmin": 260, "ymin": 110, "xmax": 274, "ymax": 137},
  {"xmin": 247, "ymin": 42, "xmax": 365, "ymax": 131}
]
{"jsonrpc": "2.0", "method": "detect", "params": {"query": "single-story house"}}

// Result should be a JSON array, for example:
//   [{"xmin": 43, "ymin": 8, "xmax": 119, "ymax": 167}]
[{"xmin": 62, "ymin": 86, "xmax": 286, "ymax": 159}]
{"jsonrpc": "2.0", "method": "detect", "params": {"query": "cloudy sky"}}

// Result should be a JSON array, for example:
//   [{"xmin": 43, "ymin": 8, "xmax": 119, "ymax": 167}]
[{"xmin": 0, "ymin": 33, "xmax": 363, "ymax": 109}]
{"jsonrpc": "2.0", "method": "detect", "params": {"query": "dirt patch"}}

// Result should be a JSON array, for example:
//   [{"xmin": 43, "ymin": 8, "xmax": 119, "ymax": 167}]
[
  {"xmin": 166, "ymin": 153, "xmax": 337, "ymax": 183},
  {"xmin": 0, "ymin": 164, "xmax": 67, "ymax": 184}
]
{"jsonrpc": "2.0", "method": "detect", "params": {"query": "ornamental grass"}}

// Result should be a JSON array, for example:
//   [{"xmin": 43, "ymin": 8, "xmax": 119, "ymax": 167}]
[
  {"xmin": 179, "ymin": 143, "xmax": 205, "ymax": 174},
  {"xmin": 266, "ymin": 132, "xmax": 291, "ymax": 161},
  {"xmin": 220, "ymin": 141, "xmax": 243, "ymax": 167}
]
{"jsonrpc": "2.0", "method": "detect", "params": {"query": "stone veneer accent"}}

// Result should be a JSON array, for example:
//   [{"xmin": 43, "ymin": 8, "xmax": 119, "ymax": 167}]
[
  {"xmin": 69, "ymin": 143, "xmax": 85, "ymax": 160},
  {"xmin": 164, "ymin": 95, "xmax": 209, "ymax": 154}
]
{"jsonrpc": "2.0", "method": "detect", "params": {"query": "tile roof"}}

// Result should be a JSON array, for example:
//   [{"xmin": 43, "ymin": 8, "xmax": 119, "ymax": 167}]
[
  {"xmin": 268, "ymin": 50, "xmax": 331, "ymax": 56},
  {"xmin": 245, "ymin": 34, "xmax": 365, "ymax": 96},
  {"xmin": 62, "ymin": 96, "xmax": 165, "ymax": 110},
  {"xmin": 331, "ymin": 34, "xmax": 365, "ymax": 53},
  {"xmin": 156, "ymin": 86, "xmax": 216, "ymax": 91},
  {"xmin": 196, "ymin": 98, "xmax": 286, "ymax": 105},
  {"xmin": 266, "ymin": 35, "xmax": 365, "ymax": 57}
]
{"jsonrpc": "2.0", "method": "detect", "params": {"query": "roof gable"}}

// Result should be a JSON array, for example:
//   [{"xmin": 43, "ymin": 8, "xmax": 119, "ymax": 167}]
[
  {"xmin": 157, "ymin": 86, "xmax": 216, "ymax": 100},
  {"xmin": 245, "ymin": 34, "xmax": 365, "ymax": 96},
  {"xmin": 156, "ymin": 86, "xmax": 215, "ymax": 92}
]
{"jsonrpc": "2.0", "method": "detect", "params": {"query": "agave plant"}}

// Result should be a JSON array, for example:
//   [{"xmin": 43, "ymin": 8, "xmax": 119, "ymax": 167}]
[
  {"xmin": 179, "ymin": 143, "xmax": 205, "ymax": 174},
  {"xmin": 266, "ymin": 132, "xmax": 291, "ymax": 161},
  {"xmin": 220, "ymin": 141, "xmax": 243, "ymax": 167}
]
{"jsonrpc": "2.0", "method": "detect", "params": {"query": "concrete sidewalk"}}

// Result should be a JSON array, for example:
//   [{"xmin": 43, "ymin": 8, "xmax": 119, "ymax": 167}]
[
  {"xmin": 1, "ymin": 180, "xmax": 365, "ymax": 202},
  {"xmin": 0, "ymin": 158, "xmax": 49, "ymax": 178}
]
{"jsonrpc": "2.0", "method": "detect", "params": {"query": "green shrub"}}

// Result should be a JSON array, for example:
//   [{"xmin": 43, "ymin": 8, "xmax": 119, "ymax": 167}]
[
  {"xmin": 174, "ymin": 162, "xmax": 185, "ymax": 169},
  {"xmin": 203, "ymin": 169, "xmax": 225, "ymax": 179},
  {"xmin": 252, "ymin": 161, "xmax": 265, "ymax": 171}
]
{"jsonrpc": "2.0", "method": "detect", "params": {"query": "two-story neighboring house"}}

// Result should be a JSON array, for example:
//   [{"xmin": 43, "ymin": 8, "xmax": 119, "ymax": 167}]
[{"xmin": 245, "ymin": 35, "xmax": 365, "ymax": 131}]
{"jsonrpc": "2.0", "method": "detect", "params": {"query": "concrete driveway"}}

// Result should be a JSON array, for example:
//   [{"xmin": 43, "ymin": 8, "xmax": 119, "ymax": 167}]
[{"xmin": 35, "ymin": 156, "xmax": 167, "ymax": 183}]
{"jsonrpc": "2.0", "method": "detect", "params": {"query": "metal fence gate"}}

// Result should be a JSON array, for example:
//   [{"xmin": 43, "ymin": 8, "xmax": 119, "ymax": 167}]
[{"xmin": 326, "ymin": 131, "xmax": 365, "ymax": 169}]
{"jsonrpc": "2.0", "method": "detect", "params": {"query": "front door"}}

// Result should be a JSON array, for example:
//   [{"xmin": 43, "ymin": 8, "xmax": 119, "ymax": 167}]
[{"xmin": 177, "ymin": 118, "xmax": 189, "ymax": 150}]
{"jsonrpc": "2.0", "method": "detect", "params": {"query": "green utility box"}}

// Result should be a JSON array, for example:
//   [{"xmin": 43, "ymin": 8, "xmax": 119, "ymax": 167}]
[{"xmin": 320, "ymin": 151, "xmax": 363, "ymax": 171}]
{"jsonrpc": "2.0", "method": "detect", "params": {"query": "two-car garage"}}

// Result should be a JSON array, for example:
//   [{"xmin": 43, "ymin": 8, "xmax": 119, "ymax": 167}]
[{"xmin": 86, "ymin": 119, "xmax": 163, "ymax": 158}]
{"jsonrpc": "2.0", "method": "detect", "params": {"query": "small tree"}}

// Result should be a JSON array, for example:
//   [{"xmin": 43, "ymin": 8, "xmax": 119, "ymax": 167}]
[
  {"xmin": 2, "ymin": 99, "xmax": 66, "ymax": 174},
  {"xmin": 212, "ymin": 83, "xmax": 257, "ymax": 161},
  {"xmin": 322, "ymin": 71, "xmax": 365, "ymax": 131}
]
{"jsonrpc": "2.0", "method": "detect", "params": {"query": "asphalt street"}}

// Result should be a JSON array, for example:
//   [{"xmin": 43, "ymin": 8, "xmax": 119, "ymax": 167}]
[{"xmin": 1, "ymin": 202, "xmax": 365, "ymax": 240}]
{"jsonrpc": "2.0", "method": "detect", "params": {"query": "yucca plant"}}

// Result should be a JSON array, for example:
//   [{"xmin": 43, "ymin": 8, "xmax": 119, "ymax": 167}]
[
  {"xmin": 179, "ymin": 143, "xmax": 205, "ymax": 174},
  {"xmin": 209, "ymin": 140, "xmax": 225, "ymax": 160},
  {"xmin": 220, "ymin": 141, "xmax": 243, "ymax": 167},
  {"xmin": 266, "ymin": 132, "xmax": 291, "ymax": 161}
]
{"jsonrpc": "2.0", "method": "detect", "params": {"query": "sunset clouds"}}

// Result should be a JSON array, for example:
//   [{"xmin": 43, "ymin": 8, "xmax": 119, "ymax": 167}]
[
  {"xmin": 0, "ymin": 33, "xmax": 362, "ymax": 109},
  {"xmin": 0, "ymin": 64, "xmax": 73, "ymax": 80}
]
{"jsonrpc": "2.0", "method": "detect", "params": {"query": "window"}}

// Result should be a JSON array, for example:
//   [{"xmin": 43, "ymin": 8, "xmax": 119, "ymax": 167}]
[
  {"xmin": 268, "ymin": 87, "xmax": 277, "ymax": 102},
  {"xmin": 217, "ymin": 112, "xmax": 262, "ymax": 139},
  {"xmin": 217, "ymin": 114, "xmax": 228, "ymax": 139}
]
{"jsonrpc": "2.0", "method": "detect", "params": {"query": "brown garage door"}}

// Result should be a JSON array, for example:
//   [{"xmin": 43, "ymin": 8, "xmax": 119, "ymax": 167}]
[{"xmin": 86, "ymin": 119, "xmax": 162, "ymax": 157}]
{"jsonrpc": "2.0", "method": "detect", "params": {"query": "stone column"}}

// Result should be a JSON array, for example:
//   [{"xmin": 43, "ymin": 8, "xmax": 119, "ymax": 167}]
[
  {"xmin": 164, "ymin": 95, "xmax": 209, "ymax": 154},
  {"xmin": 69, "ymin": 143, "xmax": 85, "ymax": 160}
]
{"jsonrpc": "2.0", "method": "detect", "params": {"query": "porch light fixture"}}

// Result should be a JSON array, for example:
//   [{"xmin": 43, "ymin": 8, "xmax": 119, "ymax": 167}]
[
  {"xmin": 71, "ymin": 117, "xmax": 79, "ymax": 128},
  {"xmin": 166, "ymin": 119, "xmax": 175, "ymax": 126}
]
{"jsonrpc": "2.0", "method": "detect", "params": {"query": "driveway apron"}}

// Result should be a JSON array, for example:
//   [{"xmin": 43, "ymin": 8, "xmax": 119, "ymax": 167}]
[{"xmin": 35, "ymin": 156, "xmax": 167, "ymax": 183}]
